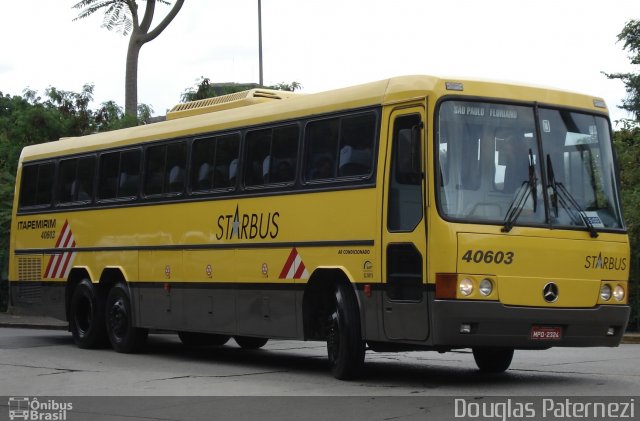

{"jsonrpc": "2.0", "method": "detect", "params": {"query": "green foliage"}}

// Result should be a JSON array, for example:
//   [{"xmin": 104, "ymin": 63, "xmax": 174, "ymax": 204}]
[
  {"xmin": 605, "ymin": 20, "xmax": 640, "ymax": 123},
  {"xmin": 607, "ymin": 19, "xmax": 640, "ymax": 330},
  {"xmin": 0, "ymin": 85, "xmax": 151, "ymax": 287},
  {"xmin": 180, "ymin": 77, "xmax": 302, "ymax": 103},
  {"xmin": 614, "ymin": 128, "xmax": 640, "ymax": 330},
  {"xmin": 72, "ymin": 1, "xmax": 170, "ymax": 36},
  {"xmin": 268, "ymin": 81, "xmax": 303, "ymax": 92}
]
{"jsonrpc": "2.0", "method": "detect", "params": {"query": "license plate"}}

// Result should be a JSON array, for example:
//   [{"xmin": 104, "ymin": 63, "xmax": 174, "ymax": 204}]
[{"xmin": 530, "ymin": 326, "xmax": 562, "ymax": 340}]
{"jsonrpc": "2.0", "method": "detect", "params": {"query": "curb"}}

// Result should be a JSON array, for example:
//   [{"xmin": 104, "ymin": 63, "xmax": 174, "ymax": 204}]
[{"xmin": 0, "ymin": 322, "xmax": 67, "ymax": 330}]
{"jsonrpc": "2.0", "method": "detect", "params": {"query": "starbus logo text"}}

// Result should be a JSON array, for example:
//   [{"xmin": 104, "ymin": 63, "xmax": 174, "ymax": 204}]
[{"xmin": 215, "ymin": 205, "xmax": 280, "ymax": 240}]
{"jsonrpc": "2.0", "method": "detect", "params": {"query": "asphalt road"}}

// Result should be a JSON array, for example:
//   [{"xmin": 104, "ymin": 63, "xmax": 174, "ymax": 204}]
[{"xmin": 0, "ymin": 327, "xmax": 638, "ymax": 420}]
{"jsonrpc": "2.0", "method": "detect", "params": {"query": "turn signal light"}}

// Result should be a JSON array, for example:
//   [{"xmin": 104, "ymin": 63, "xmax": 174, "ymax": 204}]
[{"xmin": 435, "ymin": 273, "xmax": 457, "ymax": 299}]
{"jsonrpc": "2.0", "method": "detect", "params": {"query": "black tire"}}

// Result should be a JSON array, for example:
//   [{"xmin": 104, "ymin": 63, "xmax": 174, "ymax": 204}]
[
  {"xmin": 69, "ymin": 279, "xmax": 108, "ymax": 349},
  {"xmin": 178, "ymin": 332, "xmax": 230, "ymax": 348},
  {"xmin": 326, "ymin": 282, "xmax": 365, "ymax": 380},
  {"xmin": 472, "ymin": 347, "xmax": 514, "ymax": 373},
  {"xmin": 105, "ymin": 282, "xmax": 148, "ymax": 353},
  {"xmin": 234, "ymin": 336, "xmax": 269, "ymax": 349}
]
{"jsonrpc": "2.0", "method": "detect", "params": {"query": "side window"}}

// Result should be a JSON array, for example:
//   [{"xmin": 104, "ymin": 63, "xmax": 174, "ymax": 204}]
[
  {"xmin": 19, "ymin": 162, "xmax": 54, "ymax": 208},
  {"xmin": 245, "ymin": 129, "xmax": 272, "ymax": 187},
  {"xmin": 166, "ymin": 143, "xmax": 186, "ymax": 194},
  {"xmin": 144, "ymin": 142, "xmax": 186, "ymax": 196},
  {"xmin": 192, "ymin": 134, "xmax": 240, "ymax": 192},
  {"xmin": 216, "ymin": 134, "xmax": 240, "ymax": 188},
  {"xmin": 304, "ymin": 112, "xmax": 376, "ymax": 182},
  {"xmin": 98, "ymin": 149, "xmax": 140, "ymax": 200},
  {"xmin": 244, "ymin": 125, "xmax": 299, "ymax": 187},
  {"xmin": 144, "ymin": 145, "xmax": 165, "ymax": 196},
  {"xmin": 58, "ymin": 156, "xmax": 95, "ymax": 204},
  {"xmin": 305, "ymin": 118, "xmax": 339, "ymax": 181},
  {"xmin": 338, "ymin": 113, "xmax": 375, "ymax": 177},
  {"xmin": 388, "ymin": 114, "xmax": 423, "ymax": 232},
  {"xmin": 269, "ymin": 125, "xmax": 298, "ymax": 183},
  {"xmin": 119, "ymin": 150, "xmax": 141, "ymax": 197}
]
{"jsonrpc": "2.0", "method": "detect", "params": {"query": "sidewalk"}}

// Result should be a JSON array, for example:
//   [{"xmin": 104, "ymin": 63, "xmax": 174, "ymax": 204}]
[
  {"xmin": 0, "ymin": 311, "xmax": 67, "ymax": 330},
  {"xmin": 1, "ymin": 311, "xmax": 639, "ymax": 343}
]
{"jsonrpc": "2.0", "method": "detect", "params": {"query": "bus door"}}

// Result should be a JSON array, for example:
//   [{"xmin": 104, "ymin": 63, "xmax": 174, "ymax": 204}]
[{"xmin": 381, "ymin": 104, "xmax": 429, "ymax": 341}]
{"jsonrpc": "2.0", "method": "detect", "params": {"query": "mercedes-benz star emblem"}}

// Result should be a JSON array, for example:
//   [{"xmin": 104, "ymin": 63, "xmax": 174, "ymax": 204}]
[{"xmin": 543, "ymin": 282, "xmax": 559, "ymax": 303}]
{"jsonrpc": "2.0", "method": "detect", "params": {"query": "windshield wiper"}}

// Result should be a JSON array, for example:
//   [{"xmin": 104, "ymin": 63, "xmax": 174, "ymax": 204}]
[
  {"xmin": 546, "ymin": 154, "xmax": 598, "ymax": 238},
  {"xmin": 502, "ymin": 148, "xmax": 537, "ymax": 233}
]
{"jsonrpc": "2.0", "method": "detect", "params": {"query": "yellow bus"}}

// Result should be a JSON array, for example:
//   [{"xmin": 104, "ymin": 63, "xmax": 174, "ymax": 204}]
[{"xmin": 8, "ymin": 75, "xmax": 630, "ymax": 379}]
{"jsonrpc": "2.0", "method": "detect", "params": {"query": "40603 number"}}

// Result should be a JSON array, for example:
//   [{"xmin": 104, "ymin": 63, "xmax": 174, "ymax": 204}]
[{"xmin": 461, "ymin": 249, "xmax": 514, "ymax": 265}]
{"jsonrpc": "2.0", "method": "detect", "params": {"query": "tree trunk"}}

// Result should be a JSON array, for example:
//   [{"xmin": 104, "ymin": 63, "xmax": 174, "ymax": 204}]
[{"xmin": 125, "ymin": 35, "xmax": 142, "ymax": 118}]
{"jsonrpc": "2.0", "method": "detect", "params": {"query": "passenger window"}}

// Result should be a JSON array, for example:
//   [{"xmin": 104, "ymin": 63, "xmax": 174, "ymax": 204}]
[
  {"xmin": 245, "ymin": 129, "xmax": 272, "ymax": 187},
  {"xmin": 269, "ymin": 126, "xmax": 298, "ymax": 183},
  {"xmin": 98, "ymin": 149, "xmax": 140, "ymax": 200},
  {"xmin": 338, "ymin": 113, "xmax": 375, "ymax": 177},
  {"xmin": 305, "ymin": 112, "xmax": 376, "ymax": 182},
  {"xmin": 166, "ymin": 143, "xmax": 186, "ymax": 194},
  {"xmin": 119, "ymin": 150, "xmax": 141, "ymax": 197},
  {"xmin": 19, "ymin": 162, "xmax": 54, "ymax": 208},
  {"xmin": 144, "ymin": 142, "xmax": 186, "ymax": 196},
  {"xmin": 58, "ymin": 156, "xmax": 95, "ymax": 204},
  {"xmin": 191, "ymin": 133, "xmax": 240, "ymax": 192},
  {"xmin": 98, "ymin": 152, "xmax": 119, "ymax": 199},
  {"xmin": 305, "ymin": 118, "xmax": 339, "ymax": 180},
  {"xmin": 244, "ymin": 125, "xmax": 298, "ymax": 187},
  {"xmin": 215, "ymin": 135, "xmax": 240, "ymax": 188}
]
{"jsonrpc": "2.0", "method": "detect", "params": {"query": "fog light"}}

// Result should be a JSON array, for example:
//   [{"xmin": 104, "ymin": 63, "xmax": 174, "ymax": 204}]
[
  {"xmin": 613, "ymin": 285, "xmax": 625, "ymax": 302},
  {"xmin": 460, "ymin": 324, "xmax": 472, "ymax": 334},
  {"xmin": 600, "ymin": 284, "xmax": 611, "ymax": 301},
  {"xmin": 479, "ymin": 278, "xmax": 493, "ymax": 296},
  {"xmin": 459, "ymin": 278, "xmax": 474, "ymax": 296},
  {"xmin": 606, "ymin": 327, "xmax": 616, "ymax": 336}
]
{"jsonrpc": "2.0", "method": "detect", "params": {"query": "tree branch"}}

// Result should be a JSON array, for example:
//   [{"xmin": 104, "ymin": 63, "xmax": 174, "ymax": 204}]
[
  {"xmin": 139, "ymin": 0, "xmax": 156, "ymax": 33},
  {"xmin": 139, "ymin": 0, "xmax": 184, "ymax": 43},
  {"xmin": 126, "ymin": 0, "xmax": 139, "ymax": 30}
]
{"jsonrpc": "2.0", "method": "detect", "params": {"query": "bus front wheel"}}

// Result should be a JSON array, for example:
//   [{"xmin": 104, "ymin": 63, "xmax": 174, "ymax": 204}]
[
  {"xmin": 69, "ymin": 279, "xmax": 107, "ymax": 348},
  {"xmin": 105, "ymin": 283, "xmax": 148, "ymax": 353},
  {"xmin": 234, "ymin": 336, "xmax": 268, "ymax": 349},
  {"xmin": 472, "ymin": 347, "xmax": 514, "ymax": 373},
  {"xmin": 179, "ymin": 332, "xmax": 230, "ymax": 348},
  {"xmin": 326, "ymin": 283, "xmax": 365, "ymax": 380}
]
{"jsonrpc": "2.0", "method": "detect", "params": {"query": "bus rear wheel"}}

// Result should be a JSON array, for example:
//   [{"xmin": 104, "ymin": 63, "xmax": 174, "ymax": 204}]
[
  {"xmin": 69, "ymin": 279, "xmax": 107, "ymax": 349},
  {"xmin": 179, "ymin": 332, "xmax": 230, "ymax": 348},
  {"xmin": 105, "ymin": 283, "xmax": 148, "ymax": 353},
  {"xmin": 234, "ymin": 336, "xmax": 269, "ymax": 349},
  {"xmin": 472, "ymin": 347, "xmax": 514, "ymax": 373},
  {"xmin": 326, "ymin": 282, "xmax": 365, "ymax": 380}
]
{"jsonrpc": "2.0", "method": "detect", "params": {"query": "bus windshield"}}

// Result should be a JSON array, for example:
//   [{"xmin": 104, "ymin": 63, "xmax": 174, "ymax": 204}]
[{"xmin": 437, "ymin": 100, "xmax": 623, "ymax": 231}]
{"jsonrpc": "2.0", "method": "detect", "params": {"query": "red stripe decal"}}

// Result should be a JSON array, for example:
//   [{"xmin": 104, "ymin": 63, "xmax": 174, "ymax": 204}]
[{"xmin": 279, "ymin": 248, "xmax": 298, "ymax": 279}]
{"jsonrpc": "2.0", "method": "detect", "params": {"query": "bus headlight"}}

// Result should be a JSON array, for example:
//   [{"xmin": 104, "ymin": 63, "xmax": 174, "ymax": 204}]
[
  {"xmin": 459, "ymin": 278, "xmax": 474, "ymax": 296},
  {"xmin": 479, "ymin": 278, "xmax": 493, "ymax": 296},
  {"xmin": 600, "ymin": 284, "xmax": 612, "ymax": 301},
  {"xmin": 613, "ymin": 285, "xmax": 625, "ymax": 302}
]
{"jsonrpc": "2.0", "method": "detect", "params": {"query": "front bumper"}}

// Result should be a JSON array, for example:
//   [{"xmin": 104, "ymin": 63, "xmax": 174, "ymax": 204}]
[{"xmin": 431, "ymin": 300, "xmax": 630, "ymax": 348}]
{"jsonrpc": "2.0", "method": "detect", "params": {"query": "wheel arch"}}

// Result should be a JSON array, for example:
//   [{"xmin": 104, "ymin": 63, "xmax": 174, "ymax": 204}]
[
  {"xmin": 99, "ymin": 267, "xmax": 139, "ymax": 327},
  {"xmin": 301, "ymin": 267, "xmax": 362, "ymax": 341},
  {"xmin": 99, "ymin": 267, "xmax": 129, "ymax": 291},
  {"xmin": 65, "ymin": 267, "xmax": 93, "ymax": 322}
]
